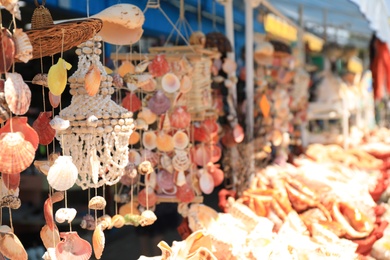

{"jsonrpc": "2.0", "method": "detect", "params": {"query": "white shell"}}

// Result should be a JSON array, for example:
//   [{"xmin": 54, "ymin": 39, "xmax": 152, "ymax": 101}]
[
  {"xmin": 50, "ymin": 116, "xmax": 70, "ymax": 131},
  {"xmin": 87, "ymin": 115, "xmax": 99, "ymax": 127},
  {"xmin": 55, "ymin": 208, "xmax": 77, "ymax": 223},
  {"xmin": 47, "ymin": 156, "xmax": 78, "ymax": 191},
  {"xmin": 4, "ymin": 72, "xmax": 31, "ymax": 115},
  {"xmin": 199, "ymin": 170, "xmax": 214, "ymax": 194},
  {"xmin": 13, "ymin": 28, "xmax": 33, "ymax": 63},
  {"xmin": 142, "ymin": 131, "xmax": 157, "ymax": 150},
  {"xmin": 160, "ymin": 153, "xmax": 173, "ymax": 173},
  {"xmin": 128, "ymin": 149, "xmax": 141, "ymax": 165},
  {"xmin": 140, "ymin": 210, "xmax": 157, "ymax": 227},
  {"xmin": 161, "ymin": 73, "xmax": 180, "ymax": 93},
  {"xmin": 89, "ymin": 196, "xmax": 107, "ymax": 210},
  {"xmin": 173, "ymin": 131, "xmax": 189, "ymax": 150}
]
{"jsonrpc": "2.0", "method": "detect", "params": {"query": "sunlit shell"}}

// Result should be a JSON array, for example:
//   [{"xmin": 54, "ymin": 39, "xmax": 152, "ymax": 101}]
[
  {"xmin": 170, "ymin": 106, "xmax": 191, "ymax": 129},
  {"xmin": 48, "ymin": 58, "xmax": 72, "ymax": 96},
  {"xmin": 85, "ymin": 64, "xmax": 101, "ymax": 96},
  {"xmin": 32, "ymin": 73, "xmax": 48, "ymax": 86},
  {"xmin": 2, "ymin": 173, "xmax": 20, "ymax": 191},
  {"xmin": 148, "ymin": 55, "xmax": 170, "ymax": 77},
  {"xmin": 137, "ymin": 187, "xmax": 157, "ymax": 208},
  {"xmin": 0, "ymin": 116, "xmax": 39, "ymax": 150},
  {"xmin": 156, "ymin": 169, "xmax": 174, "ymax": 190},
  {"xmin": 47, "ymin": 156, "xmax": 78, "ymax": 191},
  {"xmin": 199, "ymin": 170, "xmax": 214, "ymax": 194},
  {"xmin": 92, "ymin": 224, "xmax": 105, "ymax": 260},
  {"xmin": 0, "ymin": 225, "xmax": 27, "ymax": 260},
  {"xmin": 156, "ymin": 132, "xmax": 174, "ymax": 152},
  {"xmin": 160, "ymin": 153, "xmax": 173, "ymax": 173},
  {"xmin": 122, "ymin": 92, "xmax": 142, "ymax": 112},
  {"xmin": 137, "ymin": 160, "xmax": 154, "ymax": 175},
  {"xmin": 40, "ymin": 224, "xmax": 60, "ymax": 250},
  {"xmin": 172, "ymin": 150, "xmax": 191, "ymax": 171},
  {"xmin": 222, "ymin": 58, "xmax": 237, "ymax": 74},
  {"xmin": 49, "ymin": 92, "xmax": 61, "ymax": 108},
  {"xmin": 128, "ymin": 131, "xmax": 140, "ymax": 145},
  {"xmin": 80, "ymin": 214, "xmax": 96, "ymax": 231},
  {"xmin": 148, "ymin": 90, "xmax": 171, "ymax": 115},
  {"xmin": 140, "ymin": 78, "xmax": 157, "ymax": 92},
  {"xmin": 139, "ymin": 210, "xmax": 157, "ymax": 227},
  {"xmin": 49, "ymin": 116, "xmax": 70, "ymax": 131},
  {"xmin": 173, "ymin": 131, "xmax": 189, "ymax": 149},
  {"xmin": 55, "ymin": 208, "xmax": 77, "ymax": 224},
  {"xmin": 89, "ymin": 196, "xmax": 106, "ymax": 210},
  {"xmin": 142, "ymin": 131, "xmax": 157, "ymax": 150},
  {"xmin": 161, "ymin": 73, "xmax": 180, "ymax": 93},
  {"xmin": 55, "ymin": 231, "xmax": 92, "ymax": 260},
  {"xmin": 194, "ymin": 145, "xmax": 212, "ymax": 167},
  {"xmin": 138, "ymin": 107, "xmax": 157, "ymax": 125},
  {"xmin": 128, "ymin": 149, "xmax": 141, "ymax": 165},
  {"xmin": 0, "ymin": 28, "xmax": 15, "ymax": 74},
  {"xmin": 0, "ymin": 132, "xmax": 35, "ymax": 175},
  {"xmin": 4, "ymin": 72, "xmax": 31, "ymax": 115},
  {"xmin": 118, "ymin": 61, "xmax": 135, "ymax": 77},
  {"xmin": 13, "ymin": 28, "xmax": 32, "ymax": 63},
  {"xmin": 33, "ymin": 111, "xmax": 56, "ymax": 145}
]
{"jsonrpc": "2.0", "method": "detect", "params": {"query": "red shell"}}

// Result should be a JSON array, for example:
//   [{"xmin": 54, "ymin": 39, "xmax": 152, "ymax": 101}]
[
  {"xmin": 137, "ymin": 188, "xmax": 157, "ymax": 208},
  {"xmin": 148, "ymin": 55, "xmax": 170, "ymax": 77},
  {"xmin": 176, "ymin": 183, "xmax": 195, "ymax": 203},
  {"xmin": 0, "ymin": 116, "xmax": 39, "ymax": 150},
  {"xmin": 56, "ymin": 232, "xmax": 92, "ymax": 260},
  {"xmin": 170, "ymin": 106, "xmax": 191, "ymax": 129},
  {"xmin": 0, "ymin": 28, "xmax": 15, "ymax": 74},
  {"xmin": 2, "ymin": 173, "xmax": 20, "ymax": 190},
  {"xmin": 210, "ymin": 144, "xmax": 222, "ymax": 163},
  {"xmin": 122, "ymin": 92, "xmax": 141, "ymax": 112},
  {"xmin": 33, "ymin": 111, "xmax": 56, "ymax": 145}
]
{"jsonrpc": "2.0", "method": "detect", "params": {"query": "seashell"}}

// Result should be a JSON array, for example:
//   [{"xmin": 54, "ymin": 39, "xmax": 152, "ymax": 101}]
[
  {"xmin": 32, "ymin": 73, "xmax": 48, "ymax": 86},
  {"xmin": 1, "ymin": 173, "xmax": 20, "ymax": 191},
  {"xmin": 199, "ymin": 170, "xmax": 215, "ymax": 194},
  {"xmin": 97, "ymin": 214, "xmax": 112, "ymax": 230},
  {"xmin": 128, "ymin": 149, "xmax": 141, "ymax": 165},
  {"xmin": 122, "ymin": 92, "xmax": 142, "ymax": 112},
  {"xmin": 172, "ymin": 150, "xmax": 191, "ymax": 171},
  {"xmin": 137, "ymin": 187, "xmax": 157, "ymax": 208},
  {"xmin": 86, "ymin": 115, "xmax": 98, "ymax": 127},
  {"xmin": 88, "ymin": 196, "xmax": 107, "ymax": 210},
  {"xmin": 137, "ymin": 160, "xmax": 154, "ymax": 175},
  {"xmin": 176, "ymin": 182, "xmax": 195, "ymax": 203},
  {"xmin": 55, "ymin": 208, "xmax": 77, "ymax": 224},
  {"xmin": 156, "ymin": 169, "xmax": 174, "ymax": 191},
  {"xmin": 138, "ymin": 107, "xmax": 157, "ymax": 125},
  {"xmin": 49, "ymin": 92, "xmax": 61, "ymax": 108},
  {"xmin": 1, "ymin": 1, "xmax": 20, "ymax": 20},
  {"xmin": 160, "ymin": 113, "xmax": 171, "ymax": 132},
  {"xmin": 142, "ymin": 131, "xmax": 157, "ymax": 150},
  {"xmin": 170, "ymin": 106, "xmax": 191, "ymax": 129},
  {"xmin": 140, "ymin": 78, "xmax": 157, "ymax": 92},
  {"xmin": 148, "ymin": 55, "xmax": 170, "ymax": 77},
  {"xmin": 194, "ymin": 145, "xmax": 212, "ymax": 167},
  {"xmin": 156, "ymin": 132, "xmax": 174, "ymax": 152},
  {"xmin": 33, "ymin": 111, "xmax": 56, "ymax": 145},
  {"xmin": 207, "ymin": 163, "xmax": 224, "ymax": 187},
  {"xmin": 160, "ymin": 153, "xmax": 173, "ymax": 173},
  {"xmin": 148, "ymin": 90, "xmax": 170, "ymax": 115},
  {"xmin": 44, "ymin": 192, "xmax": 65, "ymax": 231},
  {"xmin": 40, "ymin": 224, "xmax": 60, "ymax": 249},
  {"xmin": 80, "ymin": 214, "xmax": 95, "ymax": 231},
  {"xmin": 42, "ymin": 248, "xmax": 57, "ymax": 260},
  {"xmin": 0, "ymin": 116, "xmax": 39, "ymax": 150},
  {"xmin": 55, "ymin": 231, "xmax": 92, "ymax": 260},
  {"xmin": 139, "ymin": 210, "xmax": 157, "ymax": 227},
  {"xmin": 119, "ymin": 202, "xmax": 140, "ymax": 216},
  {"xmin": 13, "ymin": 28, "xmax": 32, "ymax": 63},
  {"xmin": 85, "ymin": 64, "xmax": 101, "ymax": 96},
  {"xmin": 135, "ymin": 118, "xmax": 148, "ymax": 131},
  {"xmin": 135, "ymin": 60, "xmax": 150, "ymax": 73},
  {"xmin": 0, "ymin": 195, "xmax": 20, "ymax": 209},
  {"xmin": 0, "ymin": 225, "xmax": 27, "ymax": 260},
  {"xmin": 124, "ymin": 213, "xmax": 142, "ymax": 226},
  {"xmin": 110, "ymin": 214, "xmax": 125, "ymax": 229},
  {"xmin": 34, "ymin": 160, "xmax": 50, "ymax": 175},
  {"xmin": 128, "ymin": 131, "xmax": 140, "ymax": 145},
  {"xmin": 92, "ymin": 224, "xmax": 105, "ymax": 260},
  {"xmin": 233, "ymin": 123, "xmax": 244, "ymax": 144},
  {"xmin": 210, "ymin": 144, "xmax": 222, "ymax": 163},
  {"xmin": 180, "ymin": 75, "xmax": 192, "ymax": 93},
  {"xmin": 47, "ymin": 156, "xmax": 78, "ymax": 191},
  {"xmin": 112, "ymin": 73, "xmax": 123, "ymax": 89},
  {"xmin": 50, "ymin": 116, "xmax": 70, "ymax": 131},
  {"xmin": 212, "ymin": 75, "xmax": 225, "ymax": 84},
  {"xmin": 4, "ymin": 72, "xmax": 31, "ymax": 115},
  {"xmin": 176, "ymin": 170, "xmax": 187, "ymax": 187},
  {"xmin": 222, "ymin": 58, "xmax": 237, "ymax": 74},
  {"xmin": 120, "ymin": 168, "xmax": 137, "ymax": 186},
  {"xmin": 0, "ymin": 28, "xmax": 15, "ymax": 74},
  {"xmin": 173, "ymin": 131, "xmax": 189, "ymax": 149},
  {"xmin": 0, "ymin": 132, "xmax": 35, "ymax": 175},
  {"xmin": 161, "ymin": 73, "xmax": 180, "ymax": 93},
  {"xmin": 118, "ymin": 61, "xmax": 135, "ymax": 77},
  {"xmin": 140, "ymin": 149, "xmax": 159, "ymax": 167},
  {"xmin": 47, "ymin": 57, "xmax": 72, "ymax": 96}
]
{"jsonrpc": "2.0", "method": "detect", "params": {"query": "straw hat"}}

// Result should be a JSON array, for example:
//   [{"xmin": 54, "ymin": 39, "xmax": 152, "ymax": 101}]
[
  {"xmin": 254, "ymin": 41, "xmax": 274, "ymax": 66},
  {"xmin": 92, "ymin": 4, "xmax": 145, "ymax": 45}
]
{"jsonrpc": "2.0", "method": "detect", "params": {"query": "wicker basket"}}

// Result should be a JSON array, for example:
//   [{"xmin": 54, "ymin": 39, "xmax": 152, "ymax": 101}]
[{"xmin": 31, "ymin": 0, "xmax": 53, "ymax": 29}]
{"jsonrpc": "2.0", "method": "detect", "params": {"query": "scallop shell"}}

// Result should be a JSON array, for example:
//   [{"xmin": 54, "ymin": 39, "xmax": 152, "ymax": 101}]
[
  {"xmin": 55, "ymin": 231, "xmax": 92, "ymax": 260},
  {"xmin": 156, "ymin": 132, "xmax": 174, "ymax": 152},
  {"xmin": 142, "ymin": 131, "xmax": 157, "ymax": 150},
  {"xmin": 32, "ymin": 73, "xmax": 48, "ymax": 86},
  {"xmin": 47, "ymin": 156, "xmax": 78, "ymax": 191},
  {"xmin": 92, "ymin": 224, "xmax": 105, "ymax": 260},
  {"xmin": 135, "ymin": 60, "xmax": 150, "ymax": 73},
  {"xmin": 118, "ymin": 61, "xmax": 135, "ymax": 77},
  {"xmin": 148, "ymin": 90, "xmax": 171, "ymax": 115},
  {"xmin": 4, "ymin": 72, "xmax": 31, "ymax": 115},
  {"xmin": 128, "ymin": 131, "xmax": 140, "ymax": 145},
  {"xmin": 55, "ymin": 208, "xmax": 77, "ymax": 224},
  {"xmin": 138, "ymin": 107, "xmax": 157, "ymax": 125},
  {"xmin": 13, "ymin": 28, "xmax": 32, "ymax": 63},
  {"xmin": 0, "ymin": 116, "xmax": 39, "ymax": 150},
  {"xmin": 194, "ymin": 145, "xmax": 212, "ymax": 167},
  {"xmin": 128, "ymin": 149, "xmax": 141, "ymax": 165},
  {"xmin": 140, "ymin": 149, "xmax": 159, "ymax": 167},
  {"xmin": 0, "ymin": 132, "xmax": 35, "ymax": 175},
  {"xmin": 49, "ymin": 116, "xmax": 70, "ymax": 131},
  {"xmin": 0, "ymin": 28, "xmax": 15, "ymax": 74},
  {"xmin": 88, "ymin": 196, "xmax": 107, "ymax": 210},
  {"xmin": 122, "ymin": 92, "xmax": 142, "ymax": 112},
  {"xmin": 199, "ymin": 171, "xmax": 214, "ymax": 194},
  {"xmin": 148, "ymin": 54, "xmax": 170, "ymax": 77},
  {"xmin": 49, "ymin": 92, "xmax": 61, "ymax": 108},
  {"xmin": 180, "ymin": 75, "xmax": 192, "ymax": 93},
  {"xmin": 1, "ymin": 195, "xmax": 21, "ymax": 209},
  {"xmin": 110, "ymin": 214, "xmax": 125, "ymax": 229},
  {"xmin": 156, "ymin": 169, "xmax": 174, "ymax": 190},
  {"xmin": 137, "ymin": 160, "xmax": 154, "ymax": 175},
  {"xmin": 160, "ymin": 153, "xmax": 173, "ymax": 173},
  {"xmin": 40, "ymin": 224, "xmax": 60, "ymax": 250},
  {"xmin": 222, "ymin": 58, "xmax": 237, "ymax": 74},
  {"xmin": 140, "ymin": 210, "xmax": 157, "ymax": 227},
  {"xmin": 33, "ymin": 111, "xmax": 56, "ymax": 145},
  {"xmin": 0, "ymin": 225, "xmax": 27, "ymax": 260},
  {"xmin": 173, "ymin": 131, "xmax": 189, "ymax": 149},
  {"xmin": 1, "ymin": 173, "xmax": 20, "ymax": 191},
  {"xmin": 161, "ymin": 73, "xmax": 180, "ymax": 93},
  {"xmin": 170, "ymin": 106, "xmax": 191, "ymax": 129},
  {"xmin": 172, "ymin": 150, "xmax": 191, "ymax": 171},
  {"xmin": 85, "ymin": 64, "xmax": 101, "ymax": 96},
  {"xmin": 140, "ymin": 78, "xmax": 157, "ymax": 92}
]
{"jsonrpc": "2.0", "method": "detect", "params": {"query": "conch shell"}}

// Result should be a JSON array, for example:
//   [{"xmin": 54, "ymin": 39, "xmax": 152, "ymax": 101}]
[
  {"xmin": 4, "ymin": 72, "xmax": 31, "ymax": 115},
  {"xmin": 47, "ymin": 57, "xmax": 72, "ymax": 96}
]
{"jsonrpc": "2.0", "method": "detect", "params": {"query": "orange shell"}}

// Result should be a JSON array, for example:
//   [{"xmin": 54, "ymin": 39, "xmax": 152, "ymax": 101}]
[
  {"xmin": 138, "ymin": 108, "xmax": 157, "ymax": 125},
  {"xmin": 0, "ymin": 28, "xmax": 15, "ymax": 74},
  {"xmin": 40, "ymin": 224, "xmax": 60, "ymax": 249},
  {"xmin": 0, "ymin": 226, "xmax": 27, "ymax": 260},
  {"xmin": 161, "ymin": 73, "xmax": 180, "ymax": 93},
  {"xmin": 49, "ymin": 92, "xmax": 61, "ymax": 108},
  {"xmin": 85, "ymin": 64, "xmax": 101, "ymax": 96},
  {"xmin": 142, "ymin": 131, "xmax": 157, "ymax": 150},
  {"xmin": 140, "ymin": 78, "xmax": 157, "ymax": 92},
  {"xmin": 33, "ymin": 111, "xmax": 56, "ymax": 145},
  {"xmin": 194, "ymin": 145, "xmax": 212, "ymax": 167},
  {"xmin": 118, "ymin": 61, "xmax": 135, "ymax": 77},
  {"xmin": 4, "ymin": 72, "xmax": 31, "ymax": 115},
  {"xmin": 0, "ymin": 116, "xmax": 39, "ymax": 150},
  {"xmin": 156, "ymin": 132, "xmax": 174, "ymax": 152},
  {"xmin": 0, "ymin": 132, "xmax": 35, "ymax": 174},
  {"xmin": 56, "ymin": 231, "xmax": 92, "ymax": 260},
  {"xmin": 92, "ymin": 225, "xmax": 105, "ymax": 260},
  {"xmin": 2, "ymin": 173, "xmax": 20, "ymax": 191},
  {"xmin": 128, "ymin": 131, "xmax": 140, "ymax": 145},
  {"xmin": 180, "ymin": 75, "xmax": 192, "ymax": 93},
  {"xmin": 173, "ymin": 130, "xmax": 189, "ymax": 150}
]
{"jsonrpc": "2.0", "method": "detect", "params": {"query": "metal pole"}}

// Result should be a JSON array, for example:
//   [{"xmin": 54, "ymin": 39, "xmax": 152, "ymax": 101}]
[{"xmin": 298, "ymin": 4, "xmax": 305, "ymax": 65}]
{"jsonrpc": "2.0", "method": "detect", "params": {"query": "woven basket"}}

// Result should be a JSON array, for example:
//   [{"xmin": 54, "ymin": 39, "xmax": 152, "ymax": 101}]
[
  {"xmin": 25, "ymin": 18, "xmax": 103, "ymax": 60},
  {"xmin": 31, "ymin": 0, "xmax": 53, "ymax": 29}
]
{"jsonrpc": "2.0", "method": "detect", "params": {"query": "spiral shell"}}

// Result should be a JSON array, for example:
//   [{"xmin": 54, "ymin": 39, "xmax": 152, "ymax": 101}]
[
  {"xmin": 13, "ymin": 28, "xmax": 32, "ymax": 63},
  {"xmin": 47, "ymin": 156, "xmax": 78, "ymax": 191},
  {"xmin": 88, "ymin": 196, "xmax": 107, "ymax": 210},
  {"xmin": 4, "ymin": 72, "xmax": 31, "ymax": 115}
]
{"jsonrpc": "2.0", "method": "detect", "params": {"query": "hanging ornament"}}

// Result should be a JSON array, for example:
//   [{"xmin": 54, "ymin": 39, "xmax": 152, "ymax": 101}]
[{"xmin": 47, "ymin": 57, "xmax": 72, "ymax": 96}]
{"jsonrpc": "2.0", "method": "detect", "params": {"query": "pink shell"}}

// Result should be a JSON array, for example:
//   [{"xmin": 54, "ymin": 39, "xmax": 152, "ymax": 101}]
[
  {"xmin": 49, "ymin": 92, "xmax": 61, "ymax": 108},
  {"xmin": 170, "ymin": 106, "xmax": 191, "ymax": 129},
  {"xmin": 0, "ymin": 28, "xmax": 15, "ymax": 73},
  {"xmin": 148, "ymin": 91, "xmax": 170, "ymax": 115},
  {"xmin": 199, "ymin": 172, "xmax": 214, "ymax": 194},
  {"xmin": 137, "ymin": 187, "xmax": 157, "ymax": 208},
  {"xmin": 140, "ymin": 149, "xmax": 159, "ymax": 167},
  {"xmin": 194, "ymin": 145, "xmax": 212, "ymax": 167},
  {"xmin": 176, "ymin": 183, "xmax": 195, "ymax": 203},
  {"xmin": 122, "ymin": 92, "xmax": 142, "ymax": 112},
  {"xmin": 33, "ymin": 111, "xmax": 56, "ymax": 145},
  {"xmin": 55, "ymin": 231, "xmax": 92, "ymax": 260},
  {"xmin": 156, "ymin": 169, "xmax": 174, "ymax": 190},
  {"xmin": 4, "ymin": 72, "xmax": 31, "ymax": 115},
  {"xmin": 148, "ymin": 55, "xmax": 170, "ymax": 77}
]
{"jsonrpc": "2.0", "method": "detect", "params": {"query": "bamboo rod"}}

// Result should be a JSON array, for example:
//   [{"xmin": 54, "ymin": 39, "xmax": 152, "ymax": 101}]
[{"xmin": 133, "ymin": 195, "xmax": 204, "ymax": 204}]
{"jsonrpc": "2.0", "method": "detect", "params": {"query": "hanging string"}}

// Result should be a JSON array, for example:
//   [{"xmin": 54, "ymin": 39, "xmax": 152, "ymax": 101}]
[{"xmin": 8, "ymin": 207, "xmax": 13, "ymax": 232}]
